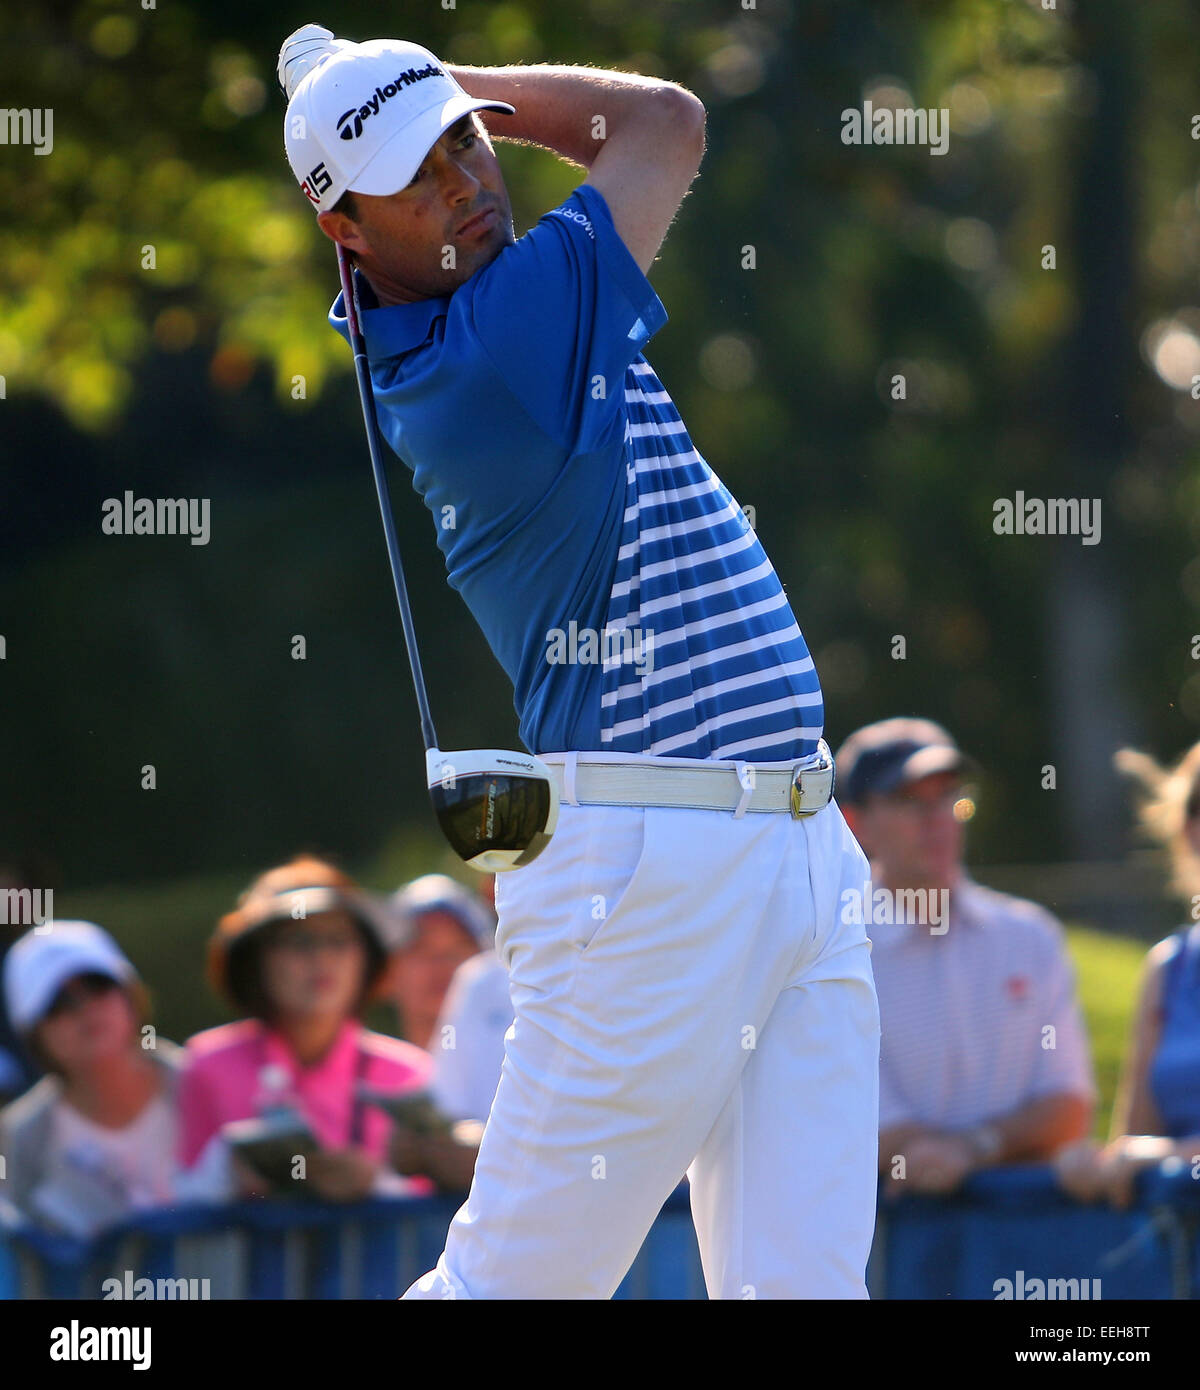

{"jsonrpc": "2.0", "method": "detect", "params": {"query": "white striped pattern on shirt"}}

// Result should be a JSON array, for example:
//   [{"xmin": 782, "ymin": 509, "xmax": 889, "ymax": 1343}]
[{"xmin": 599, "ymin": 360, "xmax": 824, "ymax": 760}]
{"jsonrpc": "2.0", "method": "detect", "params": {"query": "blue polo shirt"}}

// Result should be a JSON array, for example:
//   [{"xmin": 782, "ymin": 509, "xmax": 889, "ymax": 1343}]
[{"xmin": 329, "ymin": 182, "xmax": 823, "ymax": 760}]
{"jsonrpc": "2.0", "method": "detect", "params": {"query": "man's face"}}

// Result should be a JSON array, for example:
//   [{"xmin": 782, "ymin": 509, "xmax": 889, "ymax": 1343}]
[
  {"xmin": 846, "ymin": 770, "xmax": 969, "ymax": 889},
  {"xmin": 316, "ymin": 114, "xmax": 515, "ymax": 304},
  {"xmin": 388, "ymin": 909, "xmax": 480, "ymax": 1035}
]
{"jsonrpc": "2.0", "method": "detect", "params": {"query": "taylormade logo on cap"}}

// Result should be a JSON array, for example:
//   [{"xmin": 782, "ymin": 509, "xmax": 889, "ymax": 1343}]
[
  {"xmin": 278, "ymin": 27, "xmax": 515, "ymax": 214},
  {"xmin": 337, "ymin": 64, "xmax": 442, "ymax": 140}
]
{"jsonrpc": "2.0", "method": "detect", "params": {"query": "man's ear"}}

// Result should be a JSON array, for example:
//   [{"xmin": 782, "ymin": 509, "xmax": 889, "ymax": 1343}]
[{"xmin": 316, "ymin": 209, "xmax": 366, "ymax": 257}]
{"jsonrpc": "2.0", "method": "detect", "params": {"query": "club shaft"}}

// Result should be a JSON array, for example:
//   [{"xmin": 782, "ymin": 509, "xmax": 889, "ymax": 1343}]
[{"xmin": 336, "ymin": 244, "xmax": 439, "ymax": 752}]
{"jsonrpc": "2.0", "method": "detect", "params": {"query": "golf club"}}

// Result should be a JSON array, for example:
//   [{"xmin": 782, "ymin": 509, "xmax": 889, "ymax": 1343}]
[{"xmin": 334, "ymin": 242, "xmax": 558, "ymax": 871}]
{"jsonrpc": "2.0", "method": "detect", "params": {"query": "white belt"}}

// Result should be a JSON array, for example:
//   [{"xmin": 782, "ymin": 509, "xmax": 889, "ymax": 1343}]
[{"xmin": 538, "ymin": 741, "xmax": 835, "ymax": 819}]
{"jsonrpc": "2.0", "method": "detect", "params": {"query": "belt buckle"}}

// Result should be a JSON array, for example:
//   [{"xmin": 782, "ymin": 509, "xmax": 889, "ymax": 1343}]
[{"xmin": 790, "ymin": 743, "xmax": 835, "ymax": 819}]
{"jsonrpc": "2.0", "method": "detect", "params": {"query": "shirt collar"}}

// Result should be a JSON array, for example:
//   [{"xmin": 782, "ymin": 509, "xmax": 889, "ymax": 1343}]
[
  {"xmin": 262, "ymin": 1017, "xmax": 361, "ymax": 1079},
  {"xmin": 950, "ymin": 873, "xmax": 983, "ymax": 926},
  {"xmin": 328, "ymin": 266, "xmax": 450, "ymax": 360},
  {"xmin": 866, "ymin": 868, "xmax": 979, "ymax": 935}
]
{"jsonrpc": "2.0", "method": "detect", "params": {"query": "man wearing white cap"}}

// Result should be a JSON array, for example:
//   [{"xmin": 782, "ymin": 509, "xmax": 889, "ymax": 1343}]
[
  {"xmin": 383, "ymin": 872, "xmax": 496, "ymax": 1052},
  {"xmin": 277, "ymin": 27, "xmax": 881, "ymax": 1300}
]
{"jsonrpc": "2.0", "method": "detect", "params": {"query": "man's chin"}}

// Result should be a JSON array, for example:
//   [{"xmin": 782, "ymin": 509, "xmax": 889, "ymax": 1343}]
[
  {"xmin": 474, "ymin": 230, "xmax": 513, "ymax": 267},
  {"xmin": 924, "ymin": 863, "xmax": 961, "ymax": 892},
  {"xmin": 452, "ymin": 236, "xmax": 511, "ymax": 287}
]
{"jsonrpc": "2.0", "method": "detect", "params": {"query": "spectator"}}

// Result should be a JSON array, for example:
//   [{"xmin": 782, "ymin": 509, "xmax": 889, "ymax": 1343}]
[
  {"xmin": 384, "ymin": 874, "xmax": 496, "ymax": 1052},
  {"xmin": 179, "ymin": 855, "xmax": 434, "ymax": 1203},
  {"xmin": 836, "ymin": 717, "xmax": 1095, "ymax": 1198},
  {"xmin": 378, "ymin": 875, "xmax": 502, "ymax": 1189},
  {"xmin": 1056, "ymin": 744, "xmax": 1200, "ymax": 1208},
  {"xmin": 430, "ymin": 941, "xmax": 512, "ymax": 1125},
  {"xmin": 0, "ymin": 922, "xmax": 182, "ymax": 1238}
]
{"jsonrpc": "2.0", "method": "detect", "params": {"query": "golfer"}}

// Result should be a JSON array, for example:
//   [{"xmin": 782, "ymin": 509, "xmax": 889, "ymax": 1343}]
[{"xmin": 279, "ymin": 26, "xmax": 881, "ymax": 1299}]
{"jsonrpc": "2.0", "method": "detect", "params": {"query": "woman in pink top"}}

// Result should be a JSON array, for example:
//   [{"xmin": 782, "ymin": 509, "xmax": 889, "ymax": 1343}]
[{"xmin": 179, "ymin": 855, "xmax": 434, "ymax": 1203}]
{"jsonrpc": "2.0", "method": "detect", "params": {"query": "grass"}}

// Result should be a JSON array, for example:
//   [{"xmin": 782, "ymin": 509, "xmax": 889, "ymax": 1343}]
[{"xmin": 1064, "ymin": 923, "xmax": 1149, "ymax": 1139}]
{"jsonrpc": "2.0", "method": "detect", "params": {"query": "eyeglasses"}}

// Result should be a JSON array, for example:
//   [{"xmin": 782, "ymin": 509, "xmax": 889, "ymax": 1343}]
[
  {"xmin": 266, "ymin": 926, "xmax": 364, "ymax": 955},
  {"xmin": 44, "ymin": 973, "xmax": 119, "ymax": 1019},
  {"xmin": 886, "ymin": 785, "xmax": 968, "ymax": 812}
]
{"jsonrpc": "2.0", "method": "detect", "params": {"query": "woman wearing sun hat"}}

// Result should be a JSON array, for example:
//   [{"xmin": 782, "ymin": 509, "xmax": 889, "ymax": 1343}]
[
  {"xmin": 0, "ymin": 921, "xmax": 183, "ymax": 1237},
  {"xmin": 178, "ymin": 854, "xmax": 436, "ymax": 1202}
]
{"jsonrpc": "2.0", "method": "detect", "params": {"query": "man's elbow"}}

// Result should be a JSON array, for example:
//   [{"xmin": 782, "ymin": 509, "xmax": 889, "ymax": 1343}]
[
  {"xmin": 675, "ymin": 86, "xmax": 707, "ymax": 152},
  {"xmin": 649, "ymin": 83, "xmax": 706, "ymax": 159}
]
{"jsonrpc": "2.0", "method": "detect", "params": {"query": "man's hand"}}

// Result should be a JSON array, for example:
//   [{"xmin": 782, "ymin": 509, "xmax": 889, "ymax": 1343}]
[
  {"xmin": 230, "ymin": 1152, "xmax": 272, "ymax": 1200},
  {"xmin": 390, "ymin": 1119, "xmax": 483, "ymax": 1192},
  {"xmin": 1052, "ymin": 1137, "xmax": 1108, "ymax": 1203},
  {"xmin": 885, "ymin": 1132, "xmax": 978, "ymax": 1198},
  {"xmin": 389, "ymin": 1121, "xmax": 428, "ymax": 1177},
  {"xmin": 1054, "ymin": 1135, "xmax": 1173, "ymax": 1208},
  {"xmin": 1099, "ymin": 1136, "xmax": 1174, "ymax": 1210}
]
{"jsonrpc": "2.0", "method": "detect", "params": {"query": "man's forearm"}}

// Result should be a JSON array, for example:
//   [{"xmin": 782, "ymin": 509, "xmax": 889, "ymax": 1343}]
[
  {"xmin": 878, "ymin": 1123, "xmax": 935, "ymax": 1173},
  {"xmin": 966, "ymin": 1092, "xmax": 1093, "ymax": 1164},
  {"xmin": 447, "ymin": 63, "xmax": 700, "ymax": 169}
]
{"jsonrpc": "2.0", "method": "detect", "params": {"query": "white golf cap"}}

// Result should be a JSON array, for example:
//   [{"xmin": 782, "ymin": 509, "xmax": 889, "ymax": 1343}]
[
  {"xmin": 3, "ymin": 920, "xmax": 136, "ymax": 1034},
  {"xmin": 278, "ymin": 24, "xmax": 515, "ymax": 214}
]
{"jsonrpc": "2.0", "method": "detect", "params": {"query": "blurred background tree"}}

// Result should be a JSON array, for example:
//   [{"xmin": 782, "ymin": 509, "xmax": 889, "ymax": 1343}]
[{"xmin": 3, "ymin": 0, "xmax": 1199, "ymax": 908}]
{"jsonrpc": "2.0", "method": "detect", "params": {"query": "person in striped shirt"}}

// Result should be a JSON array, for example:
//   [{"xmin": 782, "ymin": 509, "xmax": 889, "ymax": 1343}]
[{"xmin": 285, "ymin": 29, "xmax": 880, "ymax": 1298}]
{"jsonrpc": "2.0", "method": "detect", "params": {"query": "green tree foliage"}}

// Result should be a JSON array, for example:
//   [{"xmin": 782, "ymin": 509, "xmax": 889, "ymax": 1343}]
[{"xmin": 3, "ymin": 0, "xmax": 1199, "ymax": 887}]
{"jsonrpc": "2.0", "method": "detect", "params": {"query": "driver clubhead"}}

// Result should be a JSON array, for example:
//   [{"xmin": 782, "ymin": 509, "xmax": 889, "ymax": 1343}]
[{"xmin": 426, "ymin": 749, "xmax": 559, "ymax": 872}]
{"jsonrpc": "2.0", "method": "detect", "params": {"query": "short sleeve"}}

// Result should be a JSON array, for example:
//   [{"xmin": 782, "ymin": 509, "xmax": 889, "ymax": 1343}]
[
  {"xmin": 468, "ymin": 183, "xmax": 668, "ymax": 454},
  {"xmin": 877, "ymin": 1056, "xmax": 914, "ymax": 1133},
  {"xmin": 429, "ymin": 968, "xmax": 473, "ymax": 1122},
  {"xmin": 177, "ymin": 1054, "xmax": 221, "ymax": 1169},
  {"xmin": 430, "ymin": 955, "xmax": 510, "ymax": 1123},
  {"xmin": 1030, "ymin": 939, "xmax": 1097, "ymax": 1103}
]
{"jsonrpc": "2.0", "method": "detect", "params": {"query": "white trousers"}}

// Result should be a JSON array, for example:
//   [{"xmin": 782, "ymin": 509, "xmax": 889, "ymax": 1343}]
[{"xmin": 402, "ymin": 788, "xmax": 881, "ymax": 1300}]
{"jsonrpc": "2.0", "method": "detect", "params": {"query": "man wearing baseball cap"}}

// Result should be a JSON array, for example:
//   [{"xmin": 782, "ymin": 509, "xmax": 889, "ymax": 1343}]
[
  {"xmin": 836, "ymin": 717, "xmax": 1096, "ymax": 1197},
  {"xmin": 382, "ymin": 872, "xmax": 496, "ymax": 1052},
  {"xmin": 277, "ymin": 27, "xmax": 882, "ymax": 1300}
]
